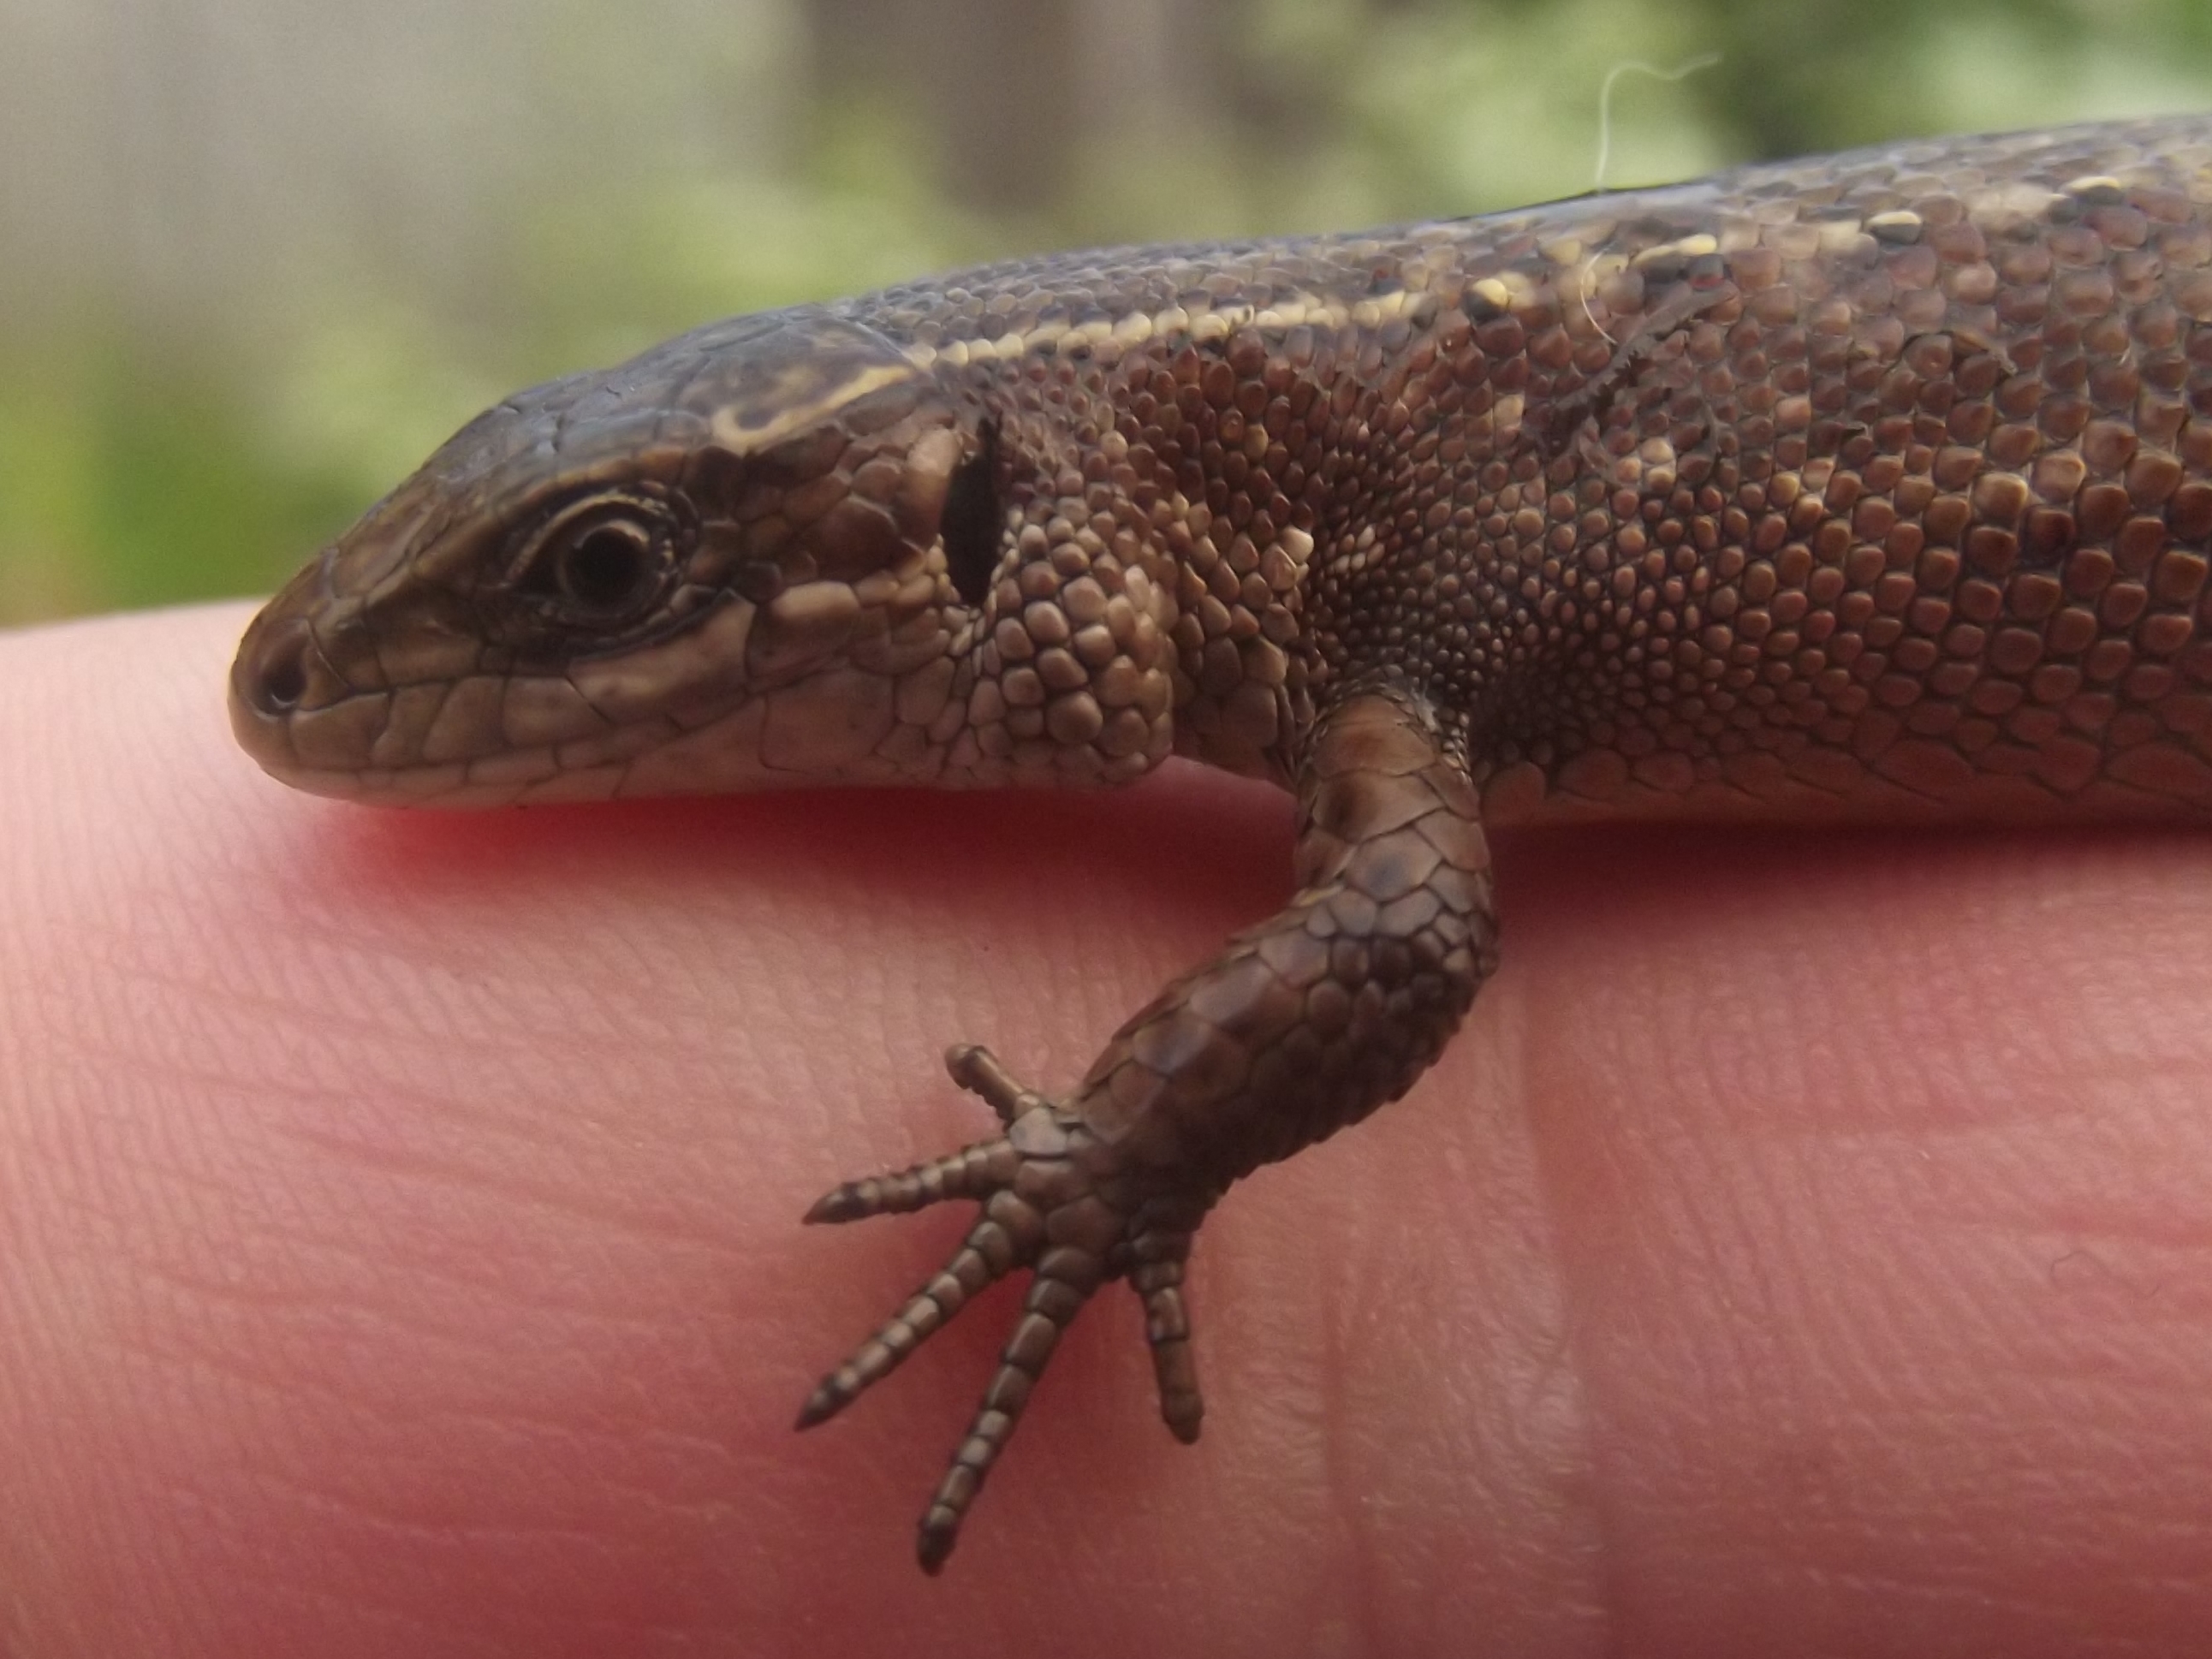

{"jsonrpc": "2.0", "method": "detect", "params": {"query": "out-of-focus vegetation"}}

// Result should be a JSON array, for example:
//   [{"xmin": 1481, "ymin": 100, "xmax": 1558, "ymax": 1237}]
[{"xmin": 5, "ymin": 0, "xmax": 2212, "ymax": 621}]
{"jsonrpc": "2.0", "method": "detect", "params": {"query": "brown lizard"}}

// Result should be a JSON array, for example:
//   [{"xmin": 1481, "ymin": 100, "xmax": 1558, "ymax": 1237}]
[{"xmin": 229, "ymin": 115, "xmax": 2212, "ymax": 1571}]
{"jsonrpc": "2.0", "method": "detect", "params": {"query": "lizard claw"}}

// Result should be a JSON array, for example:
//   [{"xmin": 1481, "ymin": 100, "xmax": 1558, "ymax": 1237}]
[{"xmin": 797, "ymin": 1045, "xmax": 1212, "ymax": 1571}]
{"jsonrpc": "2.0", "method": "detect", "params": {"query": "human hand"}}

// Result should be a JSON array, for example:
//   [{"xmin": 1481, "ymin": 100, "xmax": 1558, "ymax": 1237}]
[{"xmin": 4, "ymin": 605, "xmax": 2209, "ymax": 1656}]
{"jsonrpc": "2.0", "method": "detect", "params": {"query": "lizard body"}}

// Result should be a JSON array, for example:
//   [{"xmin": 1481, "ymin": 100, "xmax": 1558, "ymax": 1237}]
[{"xmin": 231, "ymin": 115, "xmax": 2212, "ymax": 1568}]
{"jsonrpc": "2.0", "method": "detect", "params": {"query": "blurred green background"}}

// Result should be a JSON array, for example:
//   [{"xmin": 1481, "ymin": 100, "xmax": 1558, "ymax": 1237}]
[{"xmin": 6, "ymin": 0, "xmax": 2212, "ymax": 622}]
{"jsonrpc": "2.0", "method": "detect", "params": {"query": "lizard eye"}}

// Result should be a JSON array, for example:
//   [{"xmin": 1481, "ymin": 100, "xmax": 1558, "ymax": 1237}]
[{"xmin": 514, "ymin": 496, "xmax": 678, "ymax": 625}]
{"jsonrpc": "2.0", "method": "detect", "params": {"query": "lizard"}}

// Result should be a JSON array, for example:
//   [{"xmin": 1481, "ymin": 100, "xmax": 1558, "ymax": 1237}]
[{"xmin": 229, "ymin": 115, "xmax": 2212, "ymax": 1572}]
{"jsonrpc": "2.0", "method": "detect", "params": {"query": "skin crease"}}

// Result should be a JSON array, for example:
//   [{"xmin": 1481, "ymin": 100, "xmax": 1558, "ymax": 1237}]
[{"xmin": 5, "ymin": 604, "xmax": 2212, "ymax": 1658}]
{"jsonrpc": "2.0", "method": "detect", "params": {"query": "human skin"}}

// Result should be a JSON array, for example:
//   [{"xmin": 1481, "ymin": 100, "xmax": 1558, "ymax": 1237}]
[{"xmin": 3, "ymin": 603, "xmax": 2212, "ymax": 1658}]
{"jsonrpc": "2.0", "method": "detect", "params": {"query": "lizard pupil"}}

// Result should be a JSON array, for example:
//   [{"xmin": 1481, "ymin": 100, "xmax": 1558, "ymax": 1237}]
[{"xmin": 559, "ymin": 521, "xmax": 655, "ymax": 613}]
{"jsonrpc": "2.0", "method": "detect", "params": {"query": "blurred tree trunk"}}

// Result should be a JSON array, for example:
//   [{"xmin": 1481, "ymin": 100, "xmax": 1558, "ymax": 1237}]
[
  {"xmin": 807, "ymin": 0, "xmax": 1217, "ymax": 216},
  {"xmin": 809, "ymin": 0, "xmax": 1076, "ymax": 211}
]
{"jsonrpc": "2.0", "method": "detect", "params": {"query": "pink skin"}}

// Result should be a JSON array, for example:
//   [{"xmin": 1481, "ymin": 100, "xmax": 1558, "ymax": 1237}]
[{"xmin": 5, "ymin": 603, "xmax": 2212, "ymax": 1658}]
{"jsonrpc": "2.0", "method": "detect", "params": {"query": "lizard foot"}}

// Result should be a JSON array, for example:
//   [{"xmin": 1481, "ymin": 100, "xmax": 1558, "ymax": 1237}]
[{"xmin": 796, "ymin": 1044, "xmax": 1211, "ymax": 1573}]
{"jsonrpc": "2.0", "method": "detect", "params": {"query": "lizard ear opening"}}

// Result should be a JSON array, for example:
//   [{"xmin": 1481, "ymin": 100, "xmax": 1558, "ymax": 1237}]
[{"xmin": 938, "ymin": 425, "xmax": 1003, "ymax": 609}]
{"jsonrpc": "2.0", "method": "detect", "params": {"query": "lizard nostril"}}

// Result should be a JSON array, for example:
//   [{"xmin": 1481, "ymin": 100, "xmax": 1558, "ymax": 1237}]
[{"xmin": 257, "ymin": 638, "xmax": 309, "ymax": 712}]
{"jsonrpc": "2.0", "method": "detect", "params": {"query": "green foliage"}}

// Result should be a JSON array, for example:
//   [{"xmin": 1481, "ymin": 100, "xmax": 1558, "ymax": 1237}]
[
  {"xmin": 0, "ymin": 342, "xmax": 367, "ymax": 617},
  {"xmin": 6, "ymin": 0, "xmax": 2212, "ymax": 624}
]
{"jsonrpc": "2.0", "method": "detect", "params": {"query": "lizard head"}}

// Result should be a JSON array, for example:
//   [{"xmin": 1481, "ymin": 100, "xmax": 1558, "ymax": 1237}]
[{"xmin": 230, "ymin": 306, "xmax": 1175, "ymax": 805}]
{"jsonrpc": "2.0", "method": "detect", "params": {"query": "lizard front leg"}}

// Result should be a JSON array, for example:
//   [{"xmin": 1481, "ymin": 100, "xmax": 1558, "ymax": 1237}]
[{"xmin": 796, "ymin": 687, "xmax": 1500, "ymax": 1570}]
